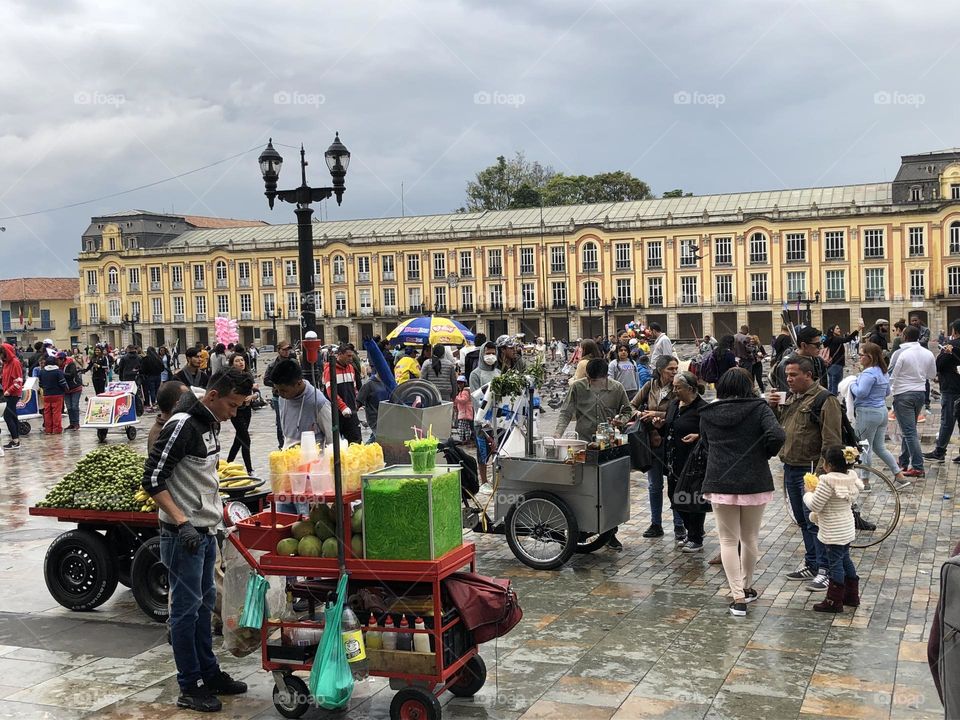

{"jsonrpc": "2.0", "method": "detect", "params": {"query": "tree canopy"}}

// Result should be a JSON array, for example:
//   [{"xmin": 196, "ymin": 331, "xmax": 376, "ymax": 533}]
[{"xmin": 661, "ymin": 189, "xmax": 694, "ymax": 198}]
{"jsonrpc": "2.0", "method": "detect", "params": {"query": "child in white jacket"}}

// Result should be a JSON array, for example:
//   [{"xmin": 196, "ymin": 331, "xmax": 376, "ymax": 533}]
[{"xmin": 803, "ymin": 445, "xmax": 864, "ymax": 613}]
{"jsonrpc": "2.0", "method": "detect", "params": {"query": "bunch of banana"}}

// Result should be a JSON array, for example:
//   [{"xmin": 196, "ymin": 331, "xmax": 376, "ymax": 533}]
[
  {"xmin": 219, "ymin": 459, "xmax": 253, "ymax": 489},
  {"xmin": 134, "ymin": 488, "xmax": 158, "ymax": 513}
]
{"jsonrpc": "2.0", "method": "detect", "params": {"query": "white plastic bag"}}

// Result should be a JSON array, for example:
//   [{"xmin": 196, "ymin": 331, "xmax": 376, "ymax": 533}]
[{"xmin": 222, "ymin": 541, "xmax": 264, "ymax": 657}]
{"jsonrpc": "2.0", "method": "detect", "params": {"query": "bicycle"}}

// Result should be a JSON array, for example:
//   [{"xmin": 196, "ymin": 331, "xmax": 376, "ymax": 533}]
[{"xmin": 849, "ymin": 440, "xmax": 902, "ymax": 549}]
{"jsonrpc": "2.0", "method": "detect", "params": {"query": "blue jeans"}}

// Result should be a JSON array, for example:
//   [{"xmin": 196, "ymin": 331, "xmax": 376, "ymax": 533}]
[
  {"xmin": 854, "ymin": 405, "xmax": 900, "ymax": 477},
  {"xmin": 825, "ymin": 543, "xmax": 858, "ymax": 585},
  {"xmin": 648, "ymin": 446, "xmax": 683, "ymax": 529},
  {"xmin": 894, "ymin": 390, "xmax": 925, "ymax": 471},
  {"xmin": 935, "ymin": 391, "xmax": 959, "ymax": 453},
  {"xmin": 159, "ymin": 530, "xmax": 219, "ymax": 691},
  {"xmin": 783, "ymin": 464, "xmax": 827, "ymax": 573},
  {"xmin": 826, "ymin": 364, "xmax": 844, "ymax": 395},
  {"xmin": 145, "ymin": 375, "xmax": 162, "ymax": 406},
  {"xmin": 64, "ymin": 392, "xmax": 81, "ymax": 427}
]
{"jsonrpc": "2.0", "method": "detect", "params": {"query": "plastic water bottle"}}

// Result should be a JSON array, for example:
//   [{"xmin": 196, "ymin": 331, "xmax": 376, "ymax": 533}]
[
  {"xmin": 413, "ymin": 616, "xmax": 430, "ymax": 654},
  {"xmin": 341, "ymin": 606, "xmax": 369, "ymax": 680}
]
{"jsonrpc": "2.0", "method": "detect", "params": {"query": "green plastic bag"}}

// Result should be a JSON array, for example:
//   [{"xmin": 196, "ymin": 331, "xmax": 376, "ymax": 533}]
[
  {"xmin": 308, "ymin": 574, "xmax": 355, "ymax": 710},
  {"xmin": 238, "ymin": 572, "xmax": 269, "ymax": 629}
]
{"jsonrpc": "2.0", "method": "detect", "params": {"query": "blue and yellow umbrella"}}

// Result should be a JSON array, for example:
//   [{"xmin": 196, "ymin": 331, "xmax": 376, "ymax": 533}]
[{"xmin": 386, "ymin": 315, "xmax": 475, "ymax": 346}]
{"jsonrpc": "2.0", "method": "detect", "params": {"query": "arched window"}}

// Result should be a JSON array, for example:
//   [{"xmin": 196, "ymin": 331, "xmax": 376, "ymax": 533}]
[
  {"xmin": 215, "ymin": 260, "xmax": 227, "ymax": 281},
  {"xmin": 749, "ymin": 232, "xmax": 768, "ymax": 264},
  {"xmin": 107, "ymin": 267, "xmax": 119, "ymax": 289},
  {"xmin": 583, "ymin": 281, "xmax": 599, "ymax": 309},
  {"xmin": 950, "ymin": 222, "xmax": 960, "ymax": 255},
  {"xmin": 581, "ymin": 242, "xmax": 599, "ymax": 272},
  {"xmin": 333, "ymin": 255, "xmax": 345, "ymax": 277}
]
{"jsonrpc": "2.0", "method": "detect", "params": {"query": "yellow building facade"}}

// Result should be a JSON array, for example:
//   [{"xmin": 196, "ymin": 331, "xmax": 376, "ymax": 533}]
[
  {"xmin": 0, "ymin": 278, "xmax": 81, "ymax": 350},
  {"xmin": 77, "ymin": 151, "xmax": 960, "ymax": 349}
]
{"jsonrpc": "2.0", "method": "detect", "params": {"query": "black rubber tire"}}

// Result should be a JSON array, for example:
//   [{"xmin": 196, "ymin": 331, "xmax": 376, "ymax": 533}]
[
  {"xmin": 504, "ymin": 491, "xmax": 579, "ymax": 570},
  {"xmin": 390, "ymin": 687, "xmax": 441, "ymax": 720},
  {"xmin": 575, "ymin": 529, "xmax": 616, "ymax": 554},
  {"xmin": 44, "ymin": 529, "xmax": 118, "ymax": 611},
  {"xmin": 390, "ymin": 379, "xmax": 442, "ymax": 407},
  {"xmin": 130, "ymin": 536, "xmax": 168, "ymax": 623},
  {"xmin": 18, "ymin": 421, "xmax": 30, "ymax": 435},
  {"xmin": 97, "ymin": 428, "xmax": 108, "ymax": 443},
  {"xmin": 272, "ymin": 674, "xmax": 310, "ymax": 719},
  {"xmin": 125, "ymin": 426, "xmax": 137, "ymax": 441},
  {"xmin": 448, "ymin": 654, "xmax": 487, "ymax": 698}
]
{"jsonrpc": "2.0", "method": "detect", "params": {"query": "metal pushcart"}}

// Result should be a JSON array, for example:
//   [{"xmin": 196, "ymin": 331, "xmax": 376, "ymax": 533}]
[
  {"xmin": 82, "ymin": 380, "xmax": 141, "ymax": 443},
  {"xmin": 15, "ymin": 376, "xmax": 41, "ymax": 435}
]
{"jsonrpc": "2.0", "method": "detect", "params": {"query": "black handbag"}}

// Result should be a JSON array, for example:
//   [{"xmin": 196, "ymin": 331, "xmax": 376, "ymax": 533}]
[
  {"xmin": 673, "ymin": 437, "xmax": 711, "ymax": 512},
  {"xmin": 628, "ymin": 423, "xmax": 654, "ymax": 472}
]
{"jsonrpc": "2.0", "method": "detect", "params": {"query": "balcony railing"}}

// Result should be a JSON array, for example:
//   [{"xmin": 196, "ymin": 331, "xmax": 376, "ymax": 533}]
[
  {"xmin": 488, "ymin": 268, "xmax": 503, "ymax": 277},
  {"xmin": 408, "ymin": 305, "xmax": 424, "ymax": 315},
  {"xmin": 240, "ymin": 311, "xmax": 253, "ymax": 320},
  {"xmin": 173, "ymin": 313, "xmax": 185, "ymax": 322},
  {"xmin": 615, "ymin": 299, "xmax": 632, "ymax": 308},
  {"xmin": 333, "ymin": 274, "xmax": 346, "ymax": 284},
  {"xmin": 150, "ymin": 281, "xmax": 162, "ymax": 291},
  {"xmin": 238, "ymin": 277, "xmax": 250, "ymax": 288},
  {"xmin": 490, "ymin": 302, "xmax": 504, "ymax": 311},
  {"xmin": 335, "ymin": 309, "xmax": 348, "ymax": 318},
  {"xmin": 435, "ymin": 305, "xmax": 447, "ymax": 314},
  {"xmin": 284, "ymin": 275, "xmax": 298, "ymax": 286},
  {"xmin": 715, "ymin": 294, "xmax": 734, "ymax": 305},
  {"xmin": 195, "ymin": 313, "xmax": 207, "ymax": 322},
  {"xmin": 679, "ymin": 294, "xmax": 702, "ymax": 306},
  {"xmin": 69, "ymin": 319, "xmax": 81, "ymax": 330},
  {"xmin": 864, "ymin": 291, "xmax": 886, "ymax": 301},
  {"xmin": 261, "ymin": 277, "xmax": 275, "ymax": 287},
  {"xmin": 312, "ymin": 274, "xmax": 322, "ymax": 284},
  {"xmin": 108, "ymin": 283, "xmax": 119, "ymax": 293},
  {"xmin": 460, "ymin": 269, "xmax": 473, "ymax": 278},
  {"xmin": 172, "ymin": 280, "xmax": 183, "ymax": 290},
  {"xmin": 581, "ymin": 262, "xmax": 598, "ymax": 273},
  {"xmin": 550, "ymin": 265, "xmax": 566, "ymax": 274},
  {"xmin": 152, "ymin": 314, "xmax": 163, "ymax": 323},
  {"xmin": 520, "ymin": 266, "xmax": 535, "ymax": 275},
  {"xmin": 358, "ymin": 272, "xmax": 371, "ymax": 283},
  {"xmin": 129, "ymin": 282, "xmax": 141, "ymax": 292},
  {"xmin": 107, "ymin": 315, "xmax": 121, "ymax": 324},
  {"xmin": 646, "ymin": 262, "xmax": 663, "ymax": 270},
  {"xmin": 193, "ymin": 280, "xmax": 205, "ymax": 290},
  {"xmin": 360, "ymin": 307, "xmax": 373, "ymax": 317},
  {"xmin": 88, "ymin": 316, "xmax": 100, "ymax": 325},
  {"xmin": 614, "ymin": 263, "xmax": 631, "ymax": 272},
  {"xmin": 462, "ymin": 304, "xmax": 475, "ymax": 313},
  {"xmin": 714, "ymin": 257, "xmax": 733, "ymax": 266},
  {"xmin": 407, "ymin": 273, "xmax": 421, "ymax": 282},
  {"xmin": 215, "ymin": 278, "xmax": 228, "ymax": 289},
  {"xmin": 648, "ymin": 297, "xmax": 664, "ymax": 307},
  {"xmin": 87, "ymin": 284, "xmax": 98, "ymax": 295},
  {"xmin": 582, "ymin": 299, "xmax": 600, "ymax": 309},
  {"xmin": 383, "ymin": 306, "xmax": 398, "ymax": 316},
  {"xmin": 382, "ymin": 271, "xmax": 395, "ymax": 281}
]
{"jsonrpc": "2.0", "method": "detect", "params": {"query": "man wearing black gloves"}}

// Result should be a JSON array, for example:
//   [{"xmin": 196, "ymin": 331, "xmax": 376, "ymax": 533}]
[{"xmin": 142, "ymin": 368, "xmax": 253, "ymax": 713}]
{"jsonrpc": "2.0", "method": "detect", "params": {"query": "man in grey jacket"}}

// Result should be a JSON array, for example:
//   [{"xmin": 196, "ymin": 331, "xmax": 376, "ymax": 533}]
[{"xmin": 142, "ymin": 368, "xmax": 253, "ymax": 713}]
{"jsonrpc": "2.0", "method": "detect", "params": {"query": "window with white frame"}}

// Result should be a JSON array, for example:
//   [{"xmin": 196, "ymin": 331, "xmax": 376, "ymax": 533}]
[
  {"xmin": 786, "ymin": 271, "xmax": 806, "ymax": 300},
  {"xmin": 312, "ymin": 291, "xmax": 321, "ymax": 312},
  {"xmin": 520, "ymin": 247, "xmax": 535, "ymax": 274},
  {"xmin": 487, "ymin": 249, "xmax": 503, "ymax": 276},
  {"xmin": 261, "ymin": 261, "xmax": 274, "ymax": 284},
  {"xmin": 679, "ymin": 240, "xmax": 698, "ymax": 267},
  {"xmin": 521, "ymin": 282, "xmax": 536, "ymax": 309},
  {"xmin": 131, "ymin": 301, "xmax": 141, "ymax": 319},
  {"xmin": 406, "ymin": 254, "xmax": 421, "ymax": 281},
  {"xmin": 785, "ymin": 233, "xmax": 806, "ymax": 262},
  {"xmin": 195, "ymin": 295, "xmax": 207, "ymax": 317},
  {"xmin": 434, "ymin": 286, "xmax": 447, "ymax": 311},
  {"xmin": 215, "ymin": 261, "xmax": 227, "ymax": 281},
  {"xmin": 953, "ymin": 184, "xmax": 960, "ymax": 200},
  {"xmin": 149, "ymin": 266, "xmax": 161, "ymax": 285},
  {"xmin": 863, "ymin": 229, "xmax": 885, "ymax": 258},
  {"xmin": 237, "ymin": 262, "xmax": 250, "ymax": 284},
  {"xmin": 825, "ymin": 270, "xmax": 845, "ymax": 300},
  {"xmin": 908, "ymin": 227, "xmax": 925, "ymax": 257},
  {"xmin": 952, "ymin": 222, "xmax": 960, "ymax": 254},
  {"xmin": 551, "ymin": 281, "xmax": 567, "ymax": 308},
  {"xmin": 824, "ymin": 230, "xmax": 845, "ymax": 260},
  {"xmin": 750, "ymin": 273, "xmax": 768, "ymax": 302},
  {"xmin": 332, "ymin": 256, "xmax": 345, "ymax": 278},
  {"xmin": 108, "ymin": 299, "xmax": 121, "ymax": 320},
  {"xmin": 314, "ymin": 258, "xmax": 322, "ymax": 278},
  {"xmin": 193, "ymin": 264, "xmax": 205, "ymax": 285},
  {"xmin": 262, "ymin": 293, "xmax": 275, "ymax": 314},
  {"xmin": 581, "ymin": 242, "xmax": 599, "ymax": 272},
  {"xmin": 286, "ymin": 291, "xmax": 299, "ymax": 315},
  {"xmin": 357, "ymin": 256, "xmax": 370, "ymax": 278},
  {"xmin": 550, "ymin": 245, "xmax": 565, "ymax": 273},
  {"xmin": 715, "ymin": 275, "xmax": 733, "ymax": 303},
  {"xmin": 408, "ymin": 287, "xmax": 422, "ymax": 310},
  {"xmin": 381, "ymin": 254, "xmax": 395, "ymax": 278},
  {"xmin": 749, "ymin": 232, "xmax": 768, "ymax": 264},
  {"xmin": 107, "ymin": 267, "xmax": 119, "ymax": 287},
  {"xmin": 459, "ymin": 250, "xmax": 473, "ymax": 277},
  {"xmin": 383, "ymin": 288, "xmax": 396, "ymax": 310},
  {"xmin": 216, "ymin": 294, "xmax": 229, "ymax": 315},
  {"xmin": 336, "ymin": 292, "xmax": 347, "ymax": 313},
  {"xmin": 173, "ymin": 296, "xmax": 185, "ymax": 317},
  {"xmin": 949, "ymin": 267, "xmax": 960, "ymax": 295},
  {"xmin": 583, "ymin": 281, "xmax": 599, "ymax": 308},
  {"xmin": 864, "ymin": 268, "xmax": 885, "ymax": 300},
  {"xmin": 359, "ymin": 289, "xmax": 371, "ymax": 313},
  {"xmin": 284, "ymin": 259, "xmax": 297, "ymax": 280},
  {"xmin": 88, "ymin": 303, "xmax": 100, "ymax": 323},
  {"xmin": 910, "ymin": 269, "xmax": 925, "ymax": 298},
  {"xmin": 647, "ymin": 241, "xmax": 663, "ymax": 269},
  {"xmin": 615, "ymin": 278, "xmax": 632, "ymax": 306},
  {"xmin": 240, "ymin": 294, "xmax": 252, "ymax": 314},
  {"xmin": 680, "ymin": 276, "xmax": 699, "ymax": 305},
  {"xmin": 714, "ymin": 237, "xmax": 732, "ymax": 265},
  {"xmin": 460, "ymin": 285, "xmax": 473, "ymax": 310},
  {"xmin": 489, "ymin": 284, "xmax": 503, "ymax": 309},
  {"xmin": 171, "ymin": 265, "xmax": 184, "ymax": 287},
  {"xmin": 86, "ymin": 270, "xmax": 98, "ymax": 290},
  {"xmin": 129, "ymin": 267, "xmax": 141, "ymax": 287},
  {"xmin": 614, "ymin": 242, "xmax": 631, "ymax": 271},
  {"xmin": 433, "ymin": 252, "xmax": 446, "ymax": 279},
  {"xmin": 648, "ymin": 277, "xmax": 664, "ymax": 306},
  {"xmin": 911, "ymin": 186, "xmax": 922, "ymax": 201}
]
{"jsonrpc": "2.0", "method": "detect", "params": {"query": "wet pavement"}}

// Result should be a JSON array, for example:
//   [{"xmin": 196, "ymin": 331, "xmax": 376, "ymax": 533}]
[{"xmin": 0, "ymin": 362, "xmax": 951, "ymax": 719}]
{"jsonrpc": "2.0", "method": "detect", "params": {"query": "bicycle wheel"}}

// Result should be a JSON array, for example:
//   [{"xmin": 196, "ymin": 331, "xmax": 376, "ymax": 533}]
[{"xmin": 850, "ymin": 464, "xmax": 901, "ymax": 548}]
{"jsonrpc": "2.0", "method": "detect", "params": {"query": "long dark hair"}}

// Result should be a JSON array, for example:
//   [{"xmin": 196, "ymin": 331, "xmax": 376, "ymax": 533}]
[
  {"xmin": 430, "ymin": 344, "xmax": 444, "ymax": 376},
  {"xmin": 580, "ymin": 338, "xmax": 601, "ymax": 361}
]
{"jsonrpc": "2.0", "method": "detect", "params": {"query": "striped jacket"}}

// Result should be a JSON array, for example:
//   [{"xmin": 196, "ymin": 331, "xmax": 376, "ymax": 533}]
[{"xmin": 803, "ymin": 470, "xmax": 863, "ymax": 545}]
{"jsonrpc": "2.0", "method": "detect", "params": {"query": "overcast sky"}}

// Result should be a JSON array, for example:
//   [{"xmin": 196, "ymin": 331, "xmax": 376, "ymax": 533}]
[{"xmin": 0, "ymin": 0, "xmax": 957, "ymax": 278}]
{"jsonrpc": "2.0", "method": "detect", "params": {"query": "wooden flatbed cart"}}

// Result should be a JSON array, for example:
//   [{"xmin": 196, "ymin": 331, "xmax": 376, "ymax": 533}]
[{"xmin": 230, "ymin": 493, "xmax": 487, "ymax": 720}]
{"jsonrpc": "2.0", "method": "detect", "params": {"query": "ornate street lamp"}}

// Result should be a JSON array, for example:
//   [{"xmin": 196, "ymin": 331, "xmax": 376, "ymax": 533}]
[
  {"xmin": 122, "ymin": 312, "xmax": 140, "ymax": 347},
  {"xmin": 265, "ymin": 308, "xmax": 282, "ymax": 347}
]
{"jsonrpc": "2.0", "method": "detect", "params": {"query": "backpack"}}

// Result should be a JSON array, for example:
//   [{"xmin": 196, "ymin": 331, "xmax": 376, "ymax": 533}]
[
  {"xmin": 700, "ymin": 351, "xmax": 720, "ymax": 383},
  {"xmin": 809, "ymin": 390, "xmax": 861, "ymax": 449}
]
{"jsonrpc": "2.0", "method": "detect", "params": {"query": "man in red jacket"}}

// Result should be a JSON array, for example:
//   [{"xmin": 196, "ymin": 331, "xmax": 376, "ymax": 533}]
[
  {"xmin": 0, "ymin": 343, "xmax": 24, "ymax": 449},
  {"xmin": 322, "ymin": 344, "xmax": 362, "ymax": 444}
]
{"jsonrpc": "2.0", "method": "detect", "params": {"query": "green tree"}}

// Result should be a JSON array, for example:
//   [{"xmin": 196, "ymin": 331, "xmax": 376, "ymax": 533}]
[
  {"xmin": 462, "ymin": 153, "xmax": 554, "ymax": 211},
  {"xmin": 509, "ymin": 183, "xmax": 542, "ymax": 209},
  {"xmin": 662, "ymin": 189, "xmax": 693, "ymax": 198},
  {"xmin": 541, "ymin": 171, "xmax": 652, "ymax": 205}
]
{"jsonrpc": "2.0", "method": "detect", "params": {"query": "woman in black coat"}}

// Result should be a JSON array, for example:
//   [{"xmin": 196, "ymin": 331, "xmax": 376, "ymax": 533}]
[{"xmin": 660, "ymin": 370, "xmax": 709, "ymax": 552}]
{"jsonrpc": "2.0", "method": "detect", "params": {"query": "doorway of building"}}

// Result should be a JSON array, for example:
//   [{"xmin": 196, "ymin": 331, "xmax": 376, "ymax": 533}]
[
  {"xmin": 712, "ymin": 312, "xmax": 738, "ymax": 339},
  {"xmin": 747, "ymin": 311, "xmax": 775, "ymax": 344},
  {"xmin": 677, "ymin": 313, "xmax": 704, "ymax": 342},
  {"xmin": 335, "ymin": 325, "xmax": 350, "ymax": 344}
]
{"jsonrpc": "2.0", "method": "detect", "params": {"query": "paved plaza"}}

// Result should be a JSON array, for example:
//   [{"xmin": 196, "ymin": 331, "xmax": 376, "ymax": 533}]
[{"xmin": 0, "ymin": 363, "xmax": 953, "ymax": 719}]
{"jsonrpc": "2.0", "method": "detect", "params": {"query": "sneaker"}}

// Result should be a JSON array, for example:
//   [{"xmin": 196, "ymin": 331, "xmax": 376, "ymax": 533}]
[
  {"xmin": 642, "ymin": 523, "xmax": 664, "ymax": 538},
  {"xmin": 681, "ymin": 541, "xmax": 703, "ymax": 553},
  {"xmin": 607, "ymin": 534, "xmax": 623, "ymax": 552},
  {"xmin": 729, "ymin": 601, "xmax": 747, "ymax": 617},
  {"xmin": 924, "ymin": 450, "xmax": 946, "ymax": 462},
  {"xmin": 674, "ymin": 527, "xmax": 687, "ymax": 542},
  {"xmin": 953, "ymin": 455, "xmax": 960, "ymax": 464},
  {"xmin": 806, "ymin": 573, "xmax": 829, "ymax": 592},
  {"xmin": 785, "ymin": 566, "xmax": 815, "ymax": 581},
  {"xmin": 860, "ymin": 483, "xmax": 871, "ymax": 493},
  {"xmin": 743, "ymin": 588, "xmax": 760, "ymax": 604},
  {"xmin": 177, "ymin": 684, "xmax": 223, "ymax": 712},
  {"xmin": 2, "ymin": 441, "xmax": 20, "ymax": 450},
  {"xmin": 903, "ymin": 468, "xmax": 925, "ymax": 478},
  {"xmin": 203, "ymin": 670, "xmax": 247, "ymax": 695},
  {"xmin": 893, "ymin": 479, "xmax": 912, "ymax": 492}
]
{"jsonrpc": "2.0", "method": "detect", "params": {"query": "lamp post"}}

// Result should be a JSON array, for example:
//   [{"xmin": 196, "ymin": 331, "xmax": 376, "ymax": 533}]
[
  {"xmin": 265, "ymin": 308, "xmax": 282, "ymax": 347},
  {"xmin": 602, "ymin": 301, "xmax": 615, "ymax": 342},
  {"xmin": 258, "ymin": 135, "xmax": 350, "ymax": 336},
  {"xmin": 567, "ymin": 304, "xmax": 576, "ymax": 341},
  {"xmin": 804, "ymin": 290, "xmax": 821, "ymax": 327},
  {"xmin": 122, "ymin": 312, "xmax": 140, "ymax": 348}
]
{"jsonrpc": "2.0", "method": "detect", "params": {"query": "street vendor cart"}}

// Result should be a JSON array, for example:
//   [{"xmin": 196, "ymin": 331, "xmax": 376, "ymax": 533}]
[
  {"xmin": 82, "ymin": 380, "xmax": 141, "ymax": 442},
  {"xmin": 15, "ymin": 376, "xmax": 41, "ymax": 434}
]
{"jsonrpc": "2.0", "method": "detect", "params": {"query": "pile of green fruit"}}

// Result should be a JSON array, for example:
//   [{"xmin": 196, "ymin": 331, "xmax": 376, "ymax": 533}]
[
  {"xmin": 36, "ymin": 445, "xmax": 147, "ymax": 512},
  {"xmin": 276, "ymin": 503, "xmax": 364, "ymax": 559}
]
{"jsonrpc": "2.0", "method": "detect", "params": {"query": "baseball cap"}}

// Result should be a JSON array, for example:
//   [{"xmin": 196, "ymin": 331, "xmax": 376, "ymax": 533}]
[
  {"xmin": 495, "ymin": 334, "xmax": 517, "ymax": 348},
  {"xmin": 42, "ymin": 338, "xmax": 53, "ymax": 346},
  {"xmin": 457, "ymin": 374, "xmax": 467, "ymax": 382},
  {"xmin": 874, "ymin": 318, "xmax": 889, "ymax": 325}
]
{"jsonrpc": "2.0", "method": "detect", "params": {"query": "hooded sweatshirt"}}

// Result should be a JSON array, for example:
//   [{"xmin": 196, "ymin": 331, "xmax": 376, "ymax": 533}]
[
  {"xmin": 39, "ymin": 361, "xmax": 68, "ymax": 397},
  {"xmin": 804, "ymin": 470, "xmax": 863, "ymax": 545},
  {"xmin": 278, "ymin": 379, "xmax": 333, "ymax": 447},
  {"xmin": 1, "ymin": 343, "xmax": 24, "ymax": 398}
]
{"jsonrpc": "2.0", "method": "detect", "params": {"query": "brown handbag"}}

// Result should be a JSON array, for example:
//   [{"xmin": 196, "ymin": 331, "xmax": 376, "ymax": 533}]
[{"xmin": 444, "ymin": 572, "xmax": 523, "ymax": 644}]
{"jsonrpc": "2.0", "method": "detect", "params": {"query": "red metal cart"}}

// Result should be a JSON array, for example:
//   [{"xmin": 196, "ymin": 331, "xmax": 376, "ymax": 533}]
[{"xmin": 229, "ymin": 490, "xmax": 488, "ymax": 720}]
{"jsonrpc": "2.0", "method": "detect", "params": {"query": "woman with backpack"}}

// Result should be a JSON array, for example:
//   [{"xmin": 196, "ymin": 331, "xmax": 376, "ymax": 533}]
[
  {"xmin": 62, "ymin": 353, "xmax": 84, "ymax": 430},
  {"xmin": 608, "ymin": 344, "xmax": 639, "ymax": 395},
  {"xmin": 700, "ymin": 335, "xmax": 737, "ymax": 385}
]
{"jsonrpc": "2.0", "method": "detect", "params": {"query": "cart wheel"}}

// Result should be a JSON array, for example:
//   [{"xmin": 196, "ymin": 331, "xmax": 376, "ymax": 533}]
[
  {"xmin": 448, "ymin": 654, "xmax": 486, "ymax": 698},
  {"xmin": 97, "ymin": 428, "xmax": 108, "ymax": 443},
  {"xmin": 504, "ymin": 491, "xmax": 579, "ymax": 570},
  {"xmin": 272, "ymin": 674, "xmax": 310, "ymax": 719},
  {"xmin": 125, "ymin": 426, "xmax": 137, "ymax": 441},
  {"xmin": 575, "ymin": 529, "xmax": 616, "ymax": 554},
  {"xmin": 390, "ymin": 687, "xmax": 441, "ymax": 720},
  {"xmin": 131, "ymin": 536, "xmax": 168, "ymax": 623},
  {"xmin": 18, "ymin": 421, "xmax": 30, "ymax": 435},
  {"xmin": 43, "ymin": 529, "xmax": 118, "ymax": 611}
]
